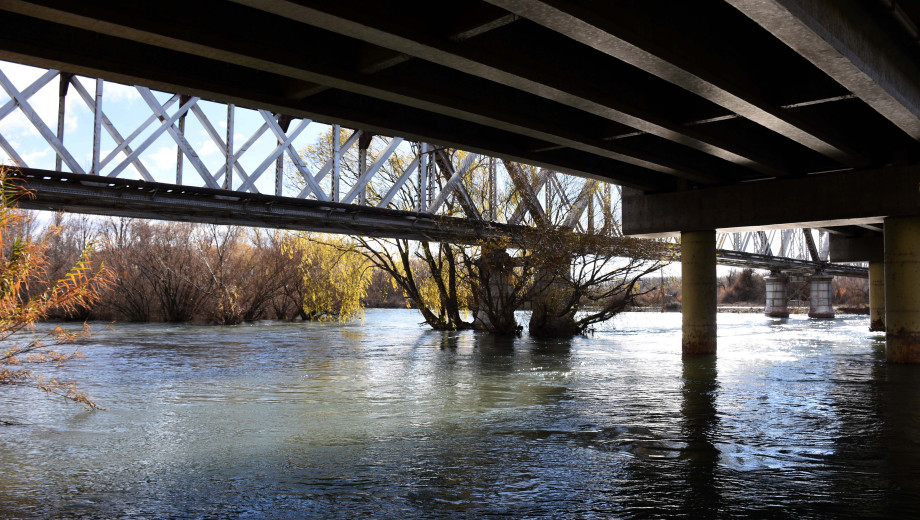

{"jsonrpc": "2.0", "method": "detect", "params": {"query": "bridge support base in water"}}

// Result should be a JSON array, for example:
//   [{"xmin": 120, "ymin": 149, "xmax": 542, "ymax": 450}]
[
  {"xmin": 885, "ymin": 216, "xmax": 920, "ymax": 363},
  {"xmin": 682, "ymin": 230, "xmax": 717, "ymax": 355},
  {"xmin": 808, "ymin": 274, "xmax": 835, "ymax": 319},
  {"xmin": 869, "ymin": 261, "xmax": 886, "ymax": 332},
  {"xmin": 764, "ymin": 274, "xmax": 789, "ymax": 318}
]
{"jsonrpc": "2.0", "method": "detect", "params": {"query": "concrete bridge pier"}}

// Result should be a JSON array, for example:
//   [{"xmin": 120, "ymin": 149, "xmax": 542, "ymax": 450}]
[
  {"xmin": 473, "ymin": 248, "xmax": 517, "ymax": 334},
  {"xmin": 869, "ymin": 262, "xmax": 886, "ymax": 332},
  {"xmin": 885, "ymin": 216, "xmax": 920, "ymax": 363},
  {"xmin": 764, "ymin": 273, "xmax": 789, "ymax": 318},
  {"xmin": 808, "ymin": 274, "xmax": 835, "ymax": 319},
  {"xmin": 682, "ymin": 230, "xmax": 717, "ymax": 355}
]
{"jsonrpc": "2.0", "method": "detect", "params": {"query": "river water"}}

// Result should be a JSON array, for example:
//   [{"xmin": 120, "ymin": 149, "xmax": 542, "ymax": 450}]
[{"xmin": 1, "ymin": 309, "xmax": 918, "ymax": 519}]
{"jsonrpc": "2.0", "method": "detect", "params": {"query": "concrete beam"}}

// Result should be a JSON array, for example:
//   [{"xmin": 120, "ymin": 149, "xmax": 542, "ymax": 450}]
[
  {"xmin": 622, "ymin": 166, "xmax": 920, "ymax": 237},
  {"xmin": 728, "ymin": 0, "xmax": 920, "ymax": 141},
  {"xmin": 0, "ymin": 12, "xmax": 676, "ymax": 191},
  {"xmin": 829, "ymin": 235, "xmax": 884, "ymax": 263},
  {"xmin": 488, "ymin": 0, "xmax": 858, "ymax": 168},
  {"xmin": 229, "ymin": 0, "xmax": 770, "ymax": 182},
  {"xmin": 0, "ymin": 0, "xmax": 694, "ymax": 182}
]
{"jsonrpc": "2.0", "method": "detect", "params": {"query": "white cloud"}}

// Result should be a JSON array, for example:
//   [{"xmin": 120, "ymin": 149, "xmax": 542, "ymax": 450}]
[
  {"xmin": 20, "ymin": 149, "xmax": 51, "ymax": 166},
  {"xmin": 198, "ymin": 139, "xmax": 220, "ymax": 158},
  {"xmin": 104, "ymin": 82, "xmax": 140, "ymax": 104},
  {"xmin": 0, "ymin": 62, "xmax": 71, "ymax": 145},
  {"xmin": 0, "ymin": 111, "xmax": 40, "ymax": 139},
  {"xmin": 147, "ymin": 145, "xmax": 177, "ymax": 172}
]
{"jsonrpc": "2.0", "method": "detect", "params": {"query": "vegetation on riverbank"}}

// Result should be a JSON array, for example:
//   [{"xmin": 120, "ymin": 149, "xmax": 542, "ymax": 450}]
[{"xmin": 0, "ymin": 168, "xmax": 112, "ymax": 409}]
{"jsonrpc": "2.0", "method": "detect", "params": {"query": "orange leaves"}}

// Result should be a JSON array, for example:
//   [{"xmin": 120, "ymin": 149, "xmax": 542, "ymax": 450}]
[{"xmin": 0, "ymin": 166, "xmax": 111, "ymax": 410}]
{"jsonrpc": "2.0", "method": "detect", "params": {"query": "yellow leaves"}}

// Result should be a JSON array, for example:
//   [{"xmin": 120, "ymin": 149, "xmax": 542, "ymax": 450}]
[
  {"xmin": 282, "ymin": 231, "xmax": 372, "ymax": 322},
  {"xmin": 0, "ymin": 165, "xmax": 111, "ymax": 409}
]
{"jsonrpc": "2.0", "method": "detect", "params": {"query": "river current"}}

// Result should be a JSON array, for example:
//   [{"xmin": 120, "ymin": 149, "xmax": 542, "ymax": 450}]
[{"xmin": 1, "ymin": 309, "xmax": 918, "ymax": 519}]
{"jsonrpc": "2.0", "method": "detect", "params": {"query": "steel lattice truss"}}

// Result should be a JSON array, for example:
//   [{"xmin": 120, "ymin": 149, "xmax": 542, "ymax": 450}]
[{"xmin": 0, "ymin": 64, "xmax": 866, "ymax": 277}]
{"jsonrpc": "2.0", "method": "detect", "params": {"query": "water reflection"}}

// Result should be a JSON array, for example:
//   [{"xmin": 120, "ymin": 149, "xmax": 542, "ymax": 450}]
[
  {"xmin": 436, "ymin": 330, "xmax": 462, "ymax": 350},
  {"xmin": 879, "ymin": 363, "xmax": 920, "ymax": 517},
  {"xmin": 679, "ymin": 355, "xmax": 721, "ymax": 516}
]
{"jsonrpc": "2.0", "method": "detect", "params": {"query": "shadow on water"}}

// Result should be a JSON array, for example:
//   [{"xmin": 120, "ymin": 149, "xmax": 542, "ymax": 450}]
[
  {"xmin": 679, "ymin": 355, "xmax": 721, "ymax": 517},
  {"xmin": 878, "ymin": 358, "xmax": 920, "ymax": 517},
  {"xmin": 473, "ymin": 330, "xmax": 517, "ymax": 354},
  {"xmin": 398, "ymin": 331, "xmax": 580, "ymax": 516},
  {"xmin": 816, "ymin": 333, "xmax": 920, "ymax": 518}
]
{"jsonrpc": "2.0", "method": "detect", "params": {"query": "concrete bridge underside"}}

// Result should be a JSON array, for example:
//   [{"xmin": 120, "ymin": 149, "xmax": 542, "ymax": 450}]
[{"xmin": 0, "ymin": 0, "xmax": 917, "ymax": 360}]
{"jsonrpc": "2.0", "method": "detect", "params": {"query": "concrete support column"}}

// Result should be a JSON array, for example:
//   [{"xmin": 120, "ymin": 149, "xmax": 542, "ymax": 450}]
[
  {"xmin": 473, "ymin": 248, "xmax": 518, "ymax": 335},
  {"xmin": 869, "ymin": 261, "xmax": 886, "ymax": 332},
  {"xmin": 682, "ymin": 230, "xmax": 717, "ymax": 355},
  {"xmin": 764, "ymin": 273, "xmax": 789, "ymax": 318},
  {"xmin": 885, "ymin": 216, "xmax": 920, "ymax": 363},
  {"xmin": 808, "ymin": 274, "xmax": 835, "ymax": 318}
]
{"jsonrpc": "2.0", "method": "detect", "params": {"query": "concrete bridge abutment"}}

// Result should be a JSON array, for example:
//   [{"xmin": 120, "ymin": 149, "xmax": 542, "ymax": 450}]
[
  {"xmin": 681, "ymin": 230, "xmax": 717, "ymax": 355},
  {"xmin": 885, "ymin": 216, "xmax": 920, "ymax": 363}
]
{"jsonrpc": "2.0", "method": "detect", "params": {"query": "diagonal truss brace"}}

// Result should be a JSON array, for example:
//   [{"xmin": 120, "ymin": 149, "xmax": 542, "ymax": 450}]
[
  {"xmin": 560, "ymin": 179, "xmax": 598, "ymax": 231},
  {"xmin": 67, "ymin": 77, "xmax": 154, "ymax": 181},
  {"xmin": 0, "ymin": 69, "xmax": 59, "ymax": 168},
  {"xmin": 188, "ymin": 103, "xmax": 254, "ymax": 188},
  {"xmin": 505, "ymin": 160, "xmax": 547, "ymax": 226},
  {"xmin": 429, "ymin": 151, "xmax": 479, "ymax": 217},
  {"xmin": 103, "ymin": 91, "xmax": 201, "ymax": 182},
  {"xmin": 342, "ymin": 136, "xmax": 403, "ymax": 204},
  {"xmin": 295, "ymin": 129, "xmax": 363, "ymax": 199},
  {"xmin": 0, "ymin": 68, "xmax": 84, "ymax": 173},
  {"xmin": 133, "ymin": 87, "xmax": 218, "ymax": 187},
  {"xmin": 378, "ymin": 155, "xmax": 420, "ymax": 209}
]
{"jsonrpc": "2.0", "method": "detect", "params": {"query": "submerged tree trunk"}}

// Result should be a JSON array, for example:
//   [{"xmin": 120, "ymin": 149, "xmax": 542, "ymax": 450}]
[
  {"xmin": 355, "ymin": 237, "xmax": 473, "ymax": 331},
  {"xmin": 528, "ymin": 270, "xmax": 580, "ymax": 338},
  {"xmin": 472, "ymin": 248, "xmax": 520, "ymax": 335}
]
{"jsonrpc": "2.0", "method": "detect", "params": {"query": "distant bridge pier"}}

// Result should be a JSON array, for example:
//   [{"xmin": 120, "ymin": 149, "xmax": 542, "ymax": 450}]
[
  {"xmin": 681, "ymin": 230, "xmax": 717, "ymax": 355},
  {"xmin": 807, "ymin": 274, "xmax": 835, "ymax": 319},
  {"xmin": 869, "ymin": 262, "xmax": 886, "ymax": 332},
  {"xmin": 885, "ymin": 216, "xmax": 920, "ymax": 363},
  {"xmin": 764, "ymin": 273, "xmax": 790, "ymax": 318}
]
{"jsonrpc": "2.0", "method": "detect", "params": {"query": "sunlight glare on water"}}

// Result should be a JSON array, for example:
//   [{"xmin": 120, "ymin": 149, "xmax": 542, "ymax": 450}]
[{"xmin": 0, "ymin": 309, "xmax": 917, "ymax": 519}]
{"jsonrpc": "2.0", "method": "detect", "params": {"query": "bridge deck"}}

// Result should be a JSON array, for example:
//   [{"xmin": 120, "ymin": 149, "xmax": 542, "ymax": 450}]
[{"xmin": 9, "ymin": 169, "xmax": 867, "ymax": 278}]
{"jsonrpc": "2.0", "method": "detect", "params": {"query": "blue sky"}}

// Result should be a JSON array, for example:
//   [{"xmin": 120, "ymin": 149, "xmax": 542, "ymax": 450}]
[{"xmin": 0, "ymin": 59, "xmax": 330, "ymax": 195}]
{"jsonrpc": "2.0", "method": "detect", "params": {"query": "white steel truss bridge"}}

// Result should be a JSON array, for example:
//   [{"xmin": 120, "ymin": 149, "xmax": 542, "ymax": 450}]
[{"xmin": 0, "ymin": 63, "xmax": 867, "ymax": 278}]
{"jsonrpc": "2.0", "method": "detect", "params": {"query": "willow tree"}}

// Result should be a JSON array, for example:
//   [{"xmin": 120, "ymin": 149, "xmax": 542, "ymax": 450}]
[
  {"xmin": 523, "ymin": 230, "xmax": 671, "ymax": 337},
  {"xmin": 295, "ymin": 129, "xmax": 668, "ymax": 337},
  {"xmin": 297, "ymin": 132, "xmax": 487, "ymax": 330},
  {"xmin": 0, "ymin": 168, "xmax": 113, "ymax": 411},
  {"xmin": 282, "ymin": 232, "xmax": 372, "ymax": 321},
  {"xmin": 354, "ymin": 236, "xmax": 474, "ymax": 330}
]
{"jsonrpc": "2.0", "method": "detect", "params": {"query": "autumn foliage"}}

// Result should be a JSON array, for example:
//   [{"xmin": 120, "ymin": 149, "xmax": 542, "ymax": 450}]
[{"xmin": 0, "ymin": 168, "xmax": 113, "ymax": 409}]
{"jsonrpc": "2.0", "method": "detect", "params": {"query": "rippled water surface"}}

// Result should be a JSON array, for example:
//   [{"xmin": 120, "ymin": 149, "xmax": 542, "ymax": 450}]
[{"xmin": 1, "ymin": 310, "xmax": 919, "ymax": 519}]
